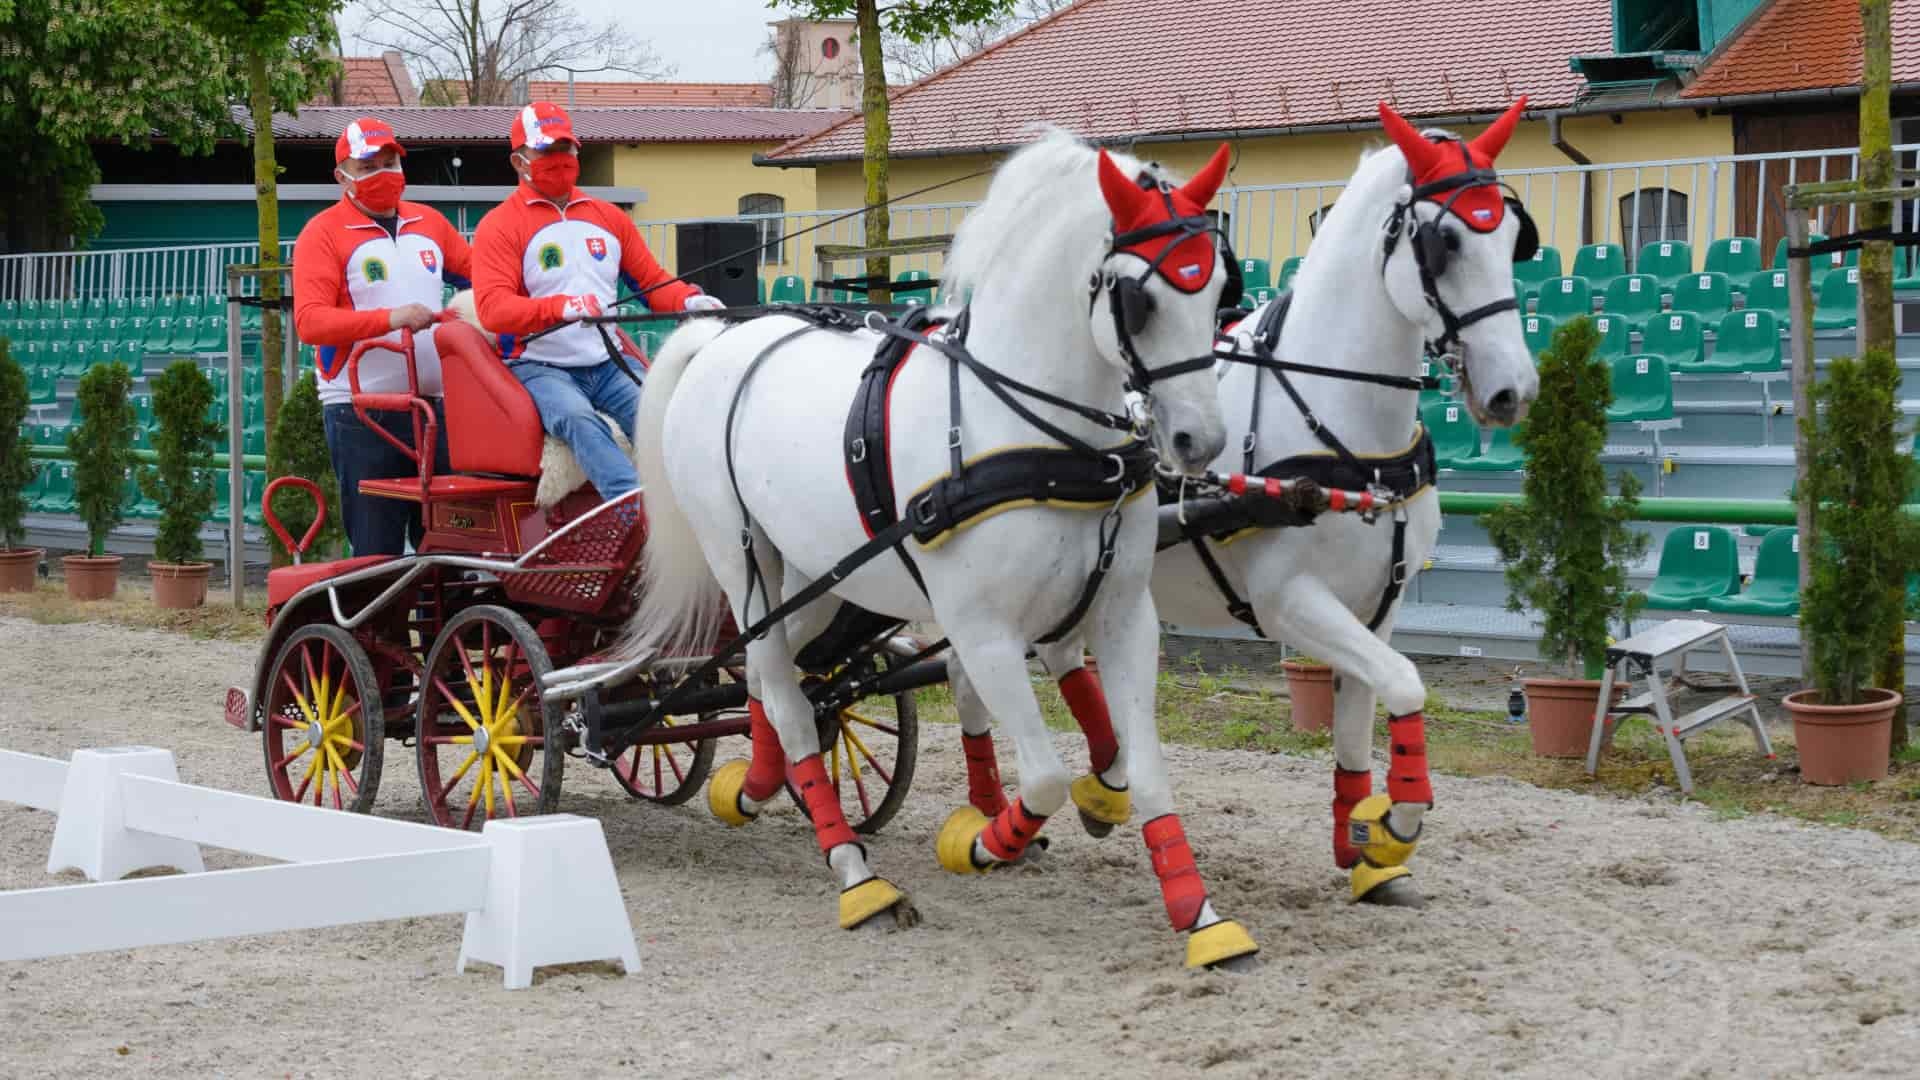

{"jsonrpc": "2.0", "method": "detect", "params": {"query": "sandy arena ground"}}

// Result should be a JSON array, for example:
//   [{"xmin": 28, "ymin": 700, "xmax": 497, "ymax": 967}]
[{"xmin": 2, "ymin": 615, "xmax": 1918, "ymax": 1079}]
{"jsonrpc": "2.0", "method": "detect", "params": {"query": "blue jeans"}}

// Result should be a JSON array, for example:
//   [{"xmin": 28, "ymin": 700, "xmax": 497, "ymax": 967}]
[
  {"xmin": 511, "ymin": 360, "xmax": 643, "ymax": 499},
  {"xmin": 322, "ymin": 401, "xmax": 451, "ymax": 556}
]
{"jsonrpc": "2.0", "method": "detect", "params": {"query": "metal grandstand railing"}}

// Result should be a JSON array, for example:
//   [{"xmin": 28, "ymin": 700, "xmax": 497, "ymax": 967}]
[{"xmin": 8, "ymin": 141, "xmax": 1920, "ymax": 304}]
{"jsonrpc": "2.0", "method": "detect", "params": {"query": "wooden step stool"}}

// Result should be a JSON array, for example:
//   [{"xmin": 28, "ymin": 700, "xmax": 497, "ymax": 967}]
[{"xmin": 1585, "ymin": 618, "xmax": 1775, "ymax": 794}]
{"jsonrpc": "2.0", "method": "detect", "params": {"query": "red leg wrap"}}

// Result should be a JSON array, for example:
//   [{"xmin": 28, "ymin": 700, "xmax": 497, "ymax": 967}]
[
  {"xmin": 1059, "ymin": 667, "xmax": 1118, "ymax": 775},
  {"xmin": 788, "ymin": 754, "xmax": 857, "ymax": 854},
  {"xmin": 1388, "ymin": 711, "xmax": 1434, "ymax": 806},
  {"xmin": 980, "ymin": 799, "xmax": 1048, "ymax": 863},
  {"xmin": 742, "ymin": 698, "xmax": 785, "ymax": 802},
  {"xmin": 1332, "ymin": 767, "xmax": 1372, "ymax": 869},
  {"xmin": 1143, "ymin": 815, "xmax": 1208, "ymax": 931},
  {"xmin": 961, "ymin": 732, "xmax": 1009, "ymax": 817}
]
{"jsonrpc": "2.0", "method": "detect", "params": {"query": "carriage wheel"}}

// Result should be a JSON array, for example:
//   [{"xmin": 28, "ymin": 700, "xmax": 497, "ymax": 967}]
[
  {"xmin": 789, "ymin": 681, "xmax": 919, "ymax": 835},
  {"xmin": 260, "ymin": 623, "xmax": 384, "ymax": 813},
  {"xmin": 415, "ymin": 605, "xmax": 561, "ymax": 830},
  {"xmin": 612, "ymin": 713, "xmax": 718, "ymax": 806}
]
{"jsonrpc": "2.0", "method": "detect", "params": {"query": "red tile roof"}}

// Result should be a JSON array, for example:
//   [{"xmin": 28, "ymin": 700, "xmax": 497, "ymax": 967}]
[
  {"xmin": 247, "ymin": 105, "xmax": 850, "ymax": 145},
  {"xmin": 523, "ymin": 81, "xmax": 774, "ymax": 107},
  {"xmin": 767, "ymin": 0, "xmax": 1613, "ymax": 163},
  {"xmin": 309, "ymin": 54, "xmax": 418, "ymax": 108},
  {"xmin": 1681, "ymin": 0, "xmax": 1920, "ymax": 98}
]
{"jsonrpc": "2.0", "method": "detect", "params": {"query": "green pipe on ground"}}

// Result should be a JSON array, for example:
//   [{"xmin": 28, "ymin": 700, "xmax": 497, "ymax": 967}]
[
  {"xmin": 1438, "ymin": 492, "xmax": 1814, "ymax": 525},
  {"xmin": 27, "ymin": 444, "xmax": 268, "ymax": 471}
]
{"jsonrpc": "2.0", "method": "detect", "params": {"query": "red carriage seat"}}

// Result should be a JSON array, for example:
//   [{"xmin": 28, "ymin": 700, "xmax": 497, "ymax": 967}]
[
  {"xmin": 434, "ymin": 320, "xmax": 545, "ymax": 477},
  {"xmin": 267, "ymin": 555, "xmax": 394, "ymax": 609}
]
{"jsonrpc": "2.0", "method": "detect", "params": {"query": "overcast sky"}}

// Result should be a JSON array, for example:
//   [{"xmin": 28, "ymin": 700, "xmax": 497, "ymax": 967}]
[{"xmin": 338, "ymin": 0, "xmax": 800, "ymax": 85}]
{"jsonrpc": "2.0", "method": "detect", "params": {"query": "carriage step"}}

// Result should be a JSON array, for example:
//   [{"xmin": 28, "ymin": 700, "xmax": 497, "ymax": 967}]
[
  {"xmin": 1615, "ymin": 690, "xmax": 1657, "ymax": 712},
  {"xmin": 1668, "ymin": 694, "xmax": 1758, "ymax": 740}
]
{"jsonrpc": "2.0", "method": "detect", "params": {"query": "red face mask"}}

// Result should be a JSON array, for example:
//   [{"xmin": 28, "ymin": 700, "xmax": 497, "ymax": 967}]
[
  {"xmin": 344, "ymin": 167, "xmax": 405, "ymax": 215},
  {"xmin": 526, "ymin": 153, "xmax": 580, "ymax": 200}
]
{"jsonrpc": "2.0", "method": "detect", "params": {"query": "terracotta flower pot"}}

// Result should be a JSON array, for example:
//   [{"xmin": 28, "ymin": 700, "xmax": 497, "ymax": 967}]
[
  {"xmin": 1284, "ymin": 660, "xmax": 1335, "ymax": 733},
  {"xmin": 62, "ymin": 554, "xmax": 123, "ymax": 602},
  {"xmin": 0, "ymin": 547, "xmax": 42, "ymax": 593},
  {"xmin": 150, "ymin": 561, "xmax": 212, "ymax": 610},
  {"xmin": 1785, "ymin": 688, "xmax": 1898, "ymax": 786},
  {"xmin": 1524, "ymin": 677, "xmax": 1608, "ymax": 758}
]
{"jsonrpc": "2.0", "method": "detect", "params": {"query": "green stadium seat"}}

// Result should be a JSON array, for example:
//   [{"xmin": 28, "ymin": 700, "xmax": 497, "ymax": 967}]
[
  {"xmin": 123, "ymin": 467, "xmax": 158, "ymax": 520},
  {"xmin": 893, "ymin": 270, "xmax": 935, "ymax": 303},
  {"xmin": 77, "ymin": 317, "xmax": 102, "ymax": 341},
  {"xmin": 243, "ymin": 472, "xmax": 266, "ymax": 526},
  {"xmin": 1513, "ymin": 245, "xmax": 1563, "ymax": 301},
  {"xmin": 1705, "ymin": 237, "xmax": 1762, "ymax": 283},
  {"xmin": 1641, "ymin": 526, "xmax": 1741, "ymax": 610},
  {"xmin": 1534, "ymin": 276, "xmax": 1593, "ymax": 321},
  {"xmin": 33, "ymin": 318, "xmax": 57, "ymax": 345},
  {"xmin": 193, "ymin": 314, "xmax": 228, "ymax": 353},
  {"xmin": 1669, "ymin": 271, "xmax": 1732, "ymax": 323},
  {"xmin": 44, "ymin": 342, "xmax": 77, "ymax": 378},
  {"xmin": 14, "ymin": 342, "xmax": 43, "ymax": 371},
  {"xmin": 769, "ymin": 274, "xmax": 807, "ymax": 303},
  {"xmin": 244, "ymin": 424, "xmax": 267, "ymax": 457},
  {"xmin": 143, "ymin": 316, "xmax": 178, "ymax": 353},
  {"xmin": 104, "ymin": 298, "xmax": 131, "ymax": 321},
  {"xmin": 109, "ymin": 341, "xmax": 143, "ymax": 378},
  {"xmin": 1642, "ymin": 312, "xmax": 1704, "ymax": 370},
  {"xmin": 1572, "ymin": 243, "xmax": 1627, "ymax": 291},
  {"xmin": 36, "ymin": 460, "xmax": 75, "ymax": 515},
  {"xmin": 129, "ymin": 297, "xmax": 156, "ymax": 321},
  {"xmin": 1706, "ymin": 528, "xmax": 1800, "ymax": 617},
  {"xmin": 1636, "ymin": 240, "xmax": 1693, "ymax": 292},
  {"xmin": 1814, "ymin": 266, "xmax": 1859, "ymax": 330},
  {"xmin": 173, "ymin": 316, "xmax": 202, "ymax": 353},
  {"xmin": 1601, "ymin": 274, "xmax": 1663, "ymax": 328},
  {"xmin": 1591, "ymin": 313, "xmax": 1632, "ymax": 359},
  {"xmin": 1522, "ymin": 314, "xmax": 1555, "ymax": 363},
  {"xmin": 57, "ymin": 299, "xmax": 84, "ymax": 320},
  {"xmin": 18, "ymin": 459, "xmax": 47, "ymax": 513},
  {"xmin": 1236, "ymin": 293, "xmax": 1257, "ymax": 312},
  {"xmin": 156, "ymin": 295, "xmax": 187, "ymax": 318},
  {"xmin": 21, "ymin": 299, "xmax": 53, "ymax": 321},
  {"xmin": 1607, "ymin": 354, "xmax": 1674, "ymax": 422},
  {"xmin": 1451, "ymin": 425, "xmax": 1525, "ymax": 472},
  {"xmin": 1708, "ymin": 310, "xmax": 1783, "ymax": 373},
  {"xmin": 0, "ymin": 300, "xmax": 15, "ymax": 320},
  {"xmin": 1742, "ymin": 269, "xmax": 1791, "ymax": 319},
  {"xmin": 1247, "ymin": 286, "xmax": 1279, "ymax": 309},
  {"xmin": 1420, "ymin": 400, "xmax": 1481, "ymax": 469},
  {"xmin": 1277, "ymin": 256, "xmax": 1305, "ymax": 291},
  {"xmin": 55, "ymin": 318, "xmax": 81, "ymax": 345},
  {"xmin": 1238, "ymin": 258, "xmax": 1271, "ymax": 290},
  {"xmin": 27, "ymin": 365, "xmax": 56, "ymax": 405}
]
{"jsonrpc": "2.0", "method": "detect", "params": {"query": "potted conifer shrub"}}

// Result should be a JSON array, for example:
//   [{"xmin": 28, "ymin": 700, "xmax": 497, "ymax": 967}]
[
  {"xmin": 0, "ymin": 339, "xmax": 43, "ymax": 592},
  {"xmin": 1786, "ymin": 348, "xmax": 1919, "ymax": 784},
  {"xmin": 1485, "ymin": 317, "xmax": 1649, "ymax": 757},
  {"xmin": 64, "ymin": 361, "xmax": 135, "ymax": 601},
  {"xmin": 1282, "ymin": 654, "xmax": 1335, "ymax": 733},
  {"xmin": 143, "ymin": 361, "xmax": 223, "ymax": 608}
]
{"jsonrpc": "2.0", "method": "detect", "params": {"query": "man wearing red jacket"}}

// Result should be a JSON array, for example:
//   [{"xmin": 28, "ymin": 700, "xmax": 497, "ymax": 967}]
[
  {"xmin": 472, "ymin": 102, "xmax": 723, "ymax": 503},
  {"xmin": 292, "ymin": 117, "xmax": 469, "ymax": 554}
]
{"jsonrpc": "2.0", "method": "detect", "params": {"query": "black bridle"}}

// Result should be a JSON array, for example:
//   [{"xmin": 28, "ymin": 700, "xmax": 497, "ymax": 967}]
[
  {"xmin": 1379, "ymin": 138, "xmax": 1522, "ymax": 369},
  {"xmin": 1088, "ymin": 176, "xmax": 1227, "ymax": 395}
]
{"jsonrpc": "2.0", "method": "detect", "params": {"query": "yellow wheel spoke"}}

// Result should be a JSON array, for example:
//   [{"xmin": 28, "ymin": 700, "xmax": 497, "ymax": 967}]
[
  {"xmin": 288, "ymin": 686, "xmax": 318, "ymax": 728},
  {"xmin": 300, "ymin": 749, "xmax": 321, "ymax": 782},
  {"xmin": 493, "ymin": 734, "xmax": 527, "ymax": 747},
  {"xmin": 845, "ymin": 710, "xmax": 888, "ymax": 730},
  {"xmin": 478, "ymin": 754, "xmax": 496, "ymax": 816},
  {"xmin": 326, "ymin": 674, "xmax": 348, "ymax": 729},
  {"xmin": 492, "ymin": 749, "xmax": 528, "ymax": 782},
  {"xmin": 445, "ymin": 750, "xmax": 479, "ymax": 788},
  {"xmin": 843, "ymin": 727, "xmax": 863, "ymax": 785},
  {"xmin": 842, "ymin": 722, "xmax": 880, "ymax": 765},
  {"xmin": 476, "ymin": 660, "xmax": 495, "ymax": 729},
  {"xmin": 448, "ymin": 735, "xmax": 474, "ymax": 745},
  {"xmin": 494, "ymin": 663, "xmax": 516, "ymax": 729},
  {"xmin": 443, "ymin": 691, "xmax": 480, "ymax": 732},
  {"xmin": 324, "ymin": 744, "xmax": 349, "ymax": 788},
  {"xmin": 285, "ymin": 740, "xmax": 314, "ymax": 763}
]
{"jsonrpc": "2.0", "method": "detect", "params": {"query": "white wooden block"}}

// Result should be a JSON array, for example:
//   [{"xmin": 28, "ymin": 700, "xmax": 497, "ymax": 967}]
[
  {"xmin": 458, "ymin": 815, "xmax": 639, "ymax": 991},
  {"xmin": 47, "ymin": 748, "xmax": 206, "ymax": 882}
]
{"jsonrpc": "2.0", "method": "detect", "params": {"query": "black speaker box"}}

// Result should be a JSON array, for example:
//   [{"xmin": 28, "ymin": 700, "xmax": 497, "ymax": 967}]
[{"xmin": 674, "ymin": 221, "xmax": 761, "ymax": 307}]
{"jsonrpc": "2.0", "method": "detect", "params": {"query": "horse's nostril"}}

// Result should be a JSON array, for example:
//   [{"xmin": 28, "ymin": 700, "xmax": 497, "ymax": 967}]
[
  {"xmin": 1489, "ymin": 389, "xmax": 1517, "ymax": 420},
  {"xmin": 1173, "ymin": 431, "xmax": 1194, "ymax": 453}
]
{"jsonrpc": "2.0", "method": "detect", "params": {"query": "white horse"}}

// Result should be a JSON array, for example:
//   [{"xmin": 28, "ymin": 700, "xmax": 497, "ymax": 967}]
[
  {"xmin": 953, "ymin": 100, "xmax": 1541, "ymax": 908},
  {"xmin": 623, "ymin": 129, "xmax": 1262, "ymax": 969}
]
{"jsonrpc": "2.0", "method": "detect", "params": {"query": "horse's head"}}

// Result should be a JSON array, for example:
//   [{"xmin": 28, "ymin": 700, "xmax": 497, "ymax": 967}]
[
  {"xmin": 1088, "ymin": 143, "xmax": 1233, "ymax": 472},
  {"xmin": 1376, "ymin": 99, "xmax": 1539, "ymax": 427}
]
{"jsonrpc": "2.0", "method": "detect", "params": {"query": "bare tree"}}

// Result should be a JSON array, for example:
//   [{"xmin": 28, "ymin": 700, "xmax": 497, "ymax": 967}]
[
  {"xmin": 881, "ymin": 0, "xmax": 1071, "ymax": 82},
  {"xmin": 353, "ymin": 0, "xmax": 674, "ymax": 106},
  {"xmin": 763, "ymin": 26, "xmax": 826, "ymax": 109}
]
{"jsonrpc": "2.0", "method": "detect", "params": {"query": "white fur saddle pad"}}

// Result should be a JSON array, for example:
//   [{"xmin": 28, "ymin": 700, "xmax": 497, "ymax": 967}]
[{"xmin": 446, "ymin": 289, "xmax": 630, "ymax": 509}]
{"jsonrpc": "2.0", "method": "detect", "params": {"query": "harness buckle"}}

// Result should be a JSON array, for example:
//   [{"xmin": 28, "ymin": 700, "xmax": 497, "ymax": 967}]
[
  {"xmin": 1105, "ymin": 453, "xmax": 1127, "ymax": 484},
  {"xmin": 947, "ymin": 426, "xmax": 963, "ymax": 451},
  {"xmin": 1242, "ymin": 432, "xmax": 1256, "ymax": 455},
  {"xmin": 1097, "ymin": 547, "xmax": 1117, "ymax": 572},
  {"xmin": 1390, "ymin": 559, "xmax": 1409, "ymax": 586},
  {"xmin": 913, "ymin": 495, "xmax": 940, "ymax": 527},
  {"xmin": 849, "ymin": 437, "xmax": 867, "ymax": 464},
  {"xmin": 739, "ymin": 528, "xmax": 754, "ymax": 551}
]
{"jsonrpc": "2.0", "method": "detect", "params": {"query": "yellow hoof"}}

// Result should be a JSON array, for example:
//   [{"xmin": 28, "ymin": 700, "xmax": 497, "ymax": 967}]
[
  {"xmin": 936, "ymin": 806, "xmax": 991, "ymax": 875},
  {"xmin": 1185, "ymin": 919, "xmax": 1260, "ymax": 969},
  {"xmin": 839, "ymin": 876, "xmax": 903, "ymax": 930},
  {"xmin": 1070, "ymin": 773, "xmax": 1131, "ymax": 825},
  {"xmin": 1350, "ymin": 862, "xmax": 1413, "ymax": 903},
  {"xmin": 706, "ymin": 759, "xmax": 756, "ymax": 827},
  {"xmin": 1347, "ymin": 794, "xmax": 1418, "ymax": 867}
]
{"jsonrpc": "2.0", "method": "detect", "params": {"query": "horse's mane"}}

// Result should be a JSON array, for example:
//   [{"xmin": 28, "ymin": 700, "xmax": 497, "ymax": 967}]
[{"xmin": 943, "ymin": 126, "xmax": 1167, "ymax": 316}]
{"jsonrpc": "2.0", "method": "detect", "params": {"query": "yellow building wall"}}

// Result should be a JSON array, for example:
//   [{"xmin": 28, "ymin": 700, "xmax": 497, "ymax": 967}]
[
  {"xmin": 795, "ymin": 109, "xmax": 1738, "ymax": 276},
  {"xmin": 608, "ymin": 141, "xmax": 821, "ymax": 282}
]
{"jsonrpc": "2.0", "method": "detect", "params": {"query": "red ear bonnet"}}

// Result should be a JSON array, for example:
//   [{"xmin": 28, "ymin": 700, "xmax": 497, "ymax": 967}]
[
  {"xmin": 1098, "ymin": 142, "xmax": 1231, "ymax": 292},
  {"xmin": 1379, "ymin": 96, "xmax": 1527, "ymax": 233}
]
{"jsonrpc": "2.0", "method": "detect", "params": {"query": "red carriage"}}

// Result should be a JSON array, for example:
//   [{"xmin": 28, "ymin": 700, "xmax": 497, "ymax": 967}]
[{"xmin": 225, "ymin": 319, "xmax": 934, "ymax": 832}]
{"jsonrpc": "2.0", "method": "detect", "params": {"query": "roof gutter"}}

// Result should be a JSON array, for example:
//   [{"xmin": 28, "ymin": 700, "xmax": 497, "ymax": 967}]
[
  {"xmin": 761, "ymin": 82, "xmax": 1920, "ymax": 168},
  {"xmin": 1547, "ymin": 111, "xmax": 1595, "ymax": 247}
]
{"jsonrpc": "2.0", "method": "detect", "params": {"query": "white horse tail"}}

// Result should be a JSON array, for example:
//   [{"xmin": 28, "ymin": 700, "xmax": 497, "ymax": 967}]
[{"xmin": 619, "ymin": 319, "xmax": 732, "ymax": 662}]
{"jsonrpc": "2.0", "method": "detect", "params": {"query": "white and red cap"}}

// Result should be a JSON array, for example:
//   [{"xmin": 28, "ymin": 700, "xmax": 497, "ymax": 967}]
[
  {"xmin": 334, "ymin": 117, "xmax": 407, "ymax": 164},
  {"xmin": 511, "ymin": 102, "xmax": 579, "ymax": 150}
]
